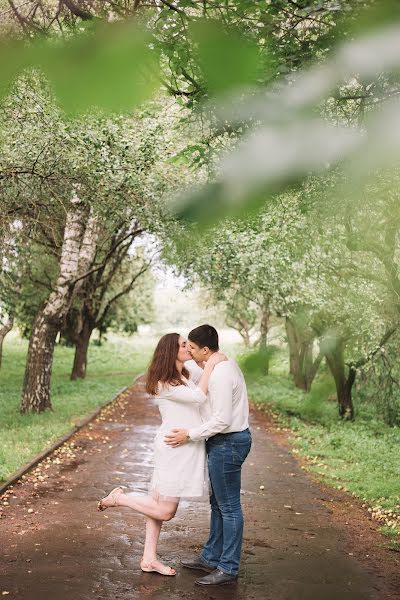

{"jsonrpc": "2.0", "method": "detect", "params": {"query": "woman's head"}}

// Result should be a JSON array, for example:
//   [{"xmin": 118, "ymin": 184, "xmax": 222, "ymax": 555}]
[{"xmin": 145, "ymin": 333, "xmax": 191, "ymax": 396}]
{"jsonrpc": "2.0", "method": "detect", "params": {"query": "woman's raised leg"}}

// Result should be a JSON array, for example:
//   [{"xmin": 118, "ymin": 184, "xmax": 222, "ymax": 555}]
[{"xmin": 99, "ymin": 487, "xmax": 178, "ymax": 521}]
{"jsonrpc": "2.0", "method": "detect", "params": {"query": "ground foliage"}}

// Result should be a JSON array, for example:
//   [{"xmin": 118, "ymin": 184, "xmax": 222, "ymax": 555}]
[{"xmin": 242, "ymin": 350, "xmax": 400, "ymax": 534}]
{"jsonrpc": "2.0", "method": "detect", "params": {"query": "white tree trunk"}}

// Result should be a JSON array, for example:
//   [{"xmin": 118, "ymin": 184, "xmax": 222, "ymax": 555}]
[{"xmin": 20, "ymin": 199, "xmax": 99, "ymax": 413}]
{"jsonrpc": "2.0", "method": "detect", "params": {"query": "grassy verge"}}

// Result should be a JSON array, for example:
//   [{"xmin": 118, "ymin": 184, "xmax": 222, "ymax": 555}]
[
  {"xmin": 0, "ymin": 333, "xmax": 153, "ymax": 482},
  {"xmin": 241, "ymin": 350, "xmax": 400, "ymax": 538}
]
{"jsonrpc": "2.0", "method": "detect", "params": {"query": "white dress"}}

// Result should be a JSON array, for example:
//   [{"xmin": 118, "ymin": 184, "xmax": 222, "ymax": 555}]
[{"xmin": 149, "ymin": 372, "xmax": 209, "ymax": 501}]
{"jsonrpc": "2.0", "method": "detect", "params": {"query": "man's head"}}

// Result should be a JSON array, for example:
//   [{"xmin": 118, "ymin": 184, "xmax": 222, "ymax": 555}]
[{"xmin": 188, "ymin": 324, "xmax": 219, "ymax": 363}]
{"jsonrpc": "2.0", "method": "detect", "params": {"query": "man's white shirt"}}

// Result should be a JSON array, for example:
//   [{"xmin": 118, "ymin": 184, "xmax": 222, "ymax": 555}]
[{"xmin": 185, "ymin": 358, "xmax": 249, "ymax": 442}]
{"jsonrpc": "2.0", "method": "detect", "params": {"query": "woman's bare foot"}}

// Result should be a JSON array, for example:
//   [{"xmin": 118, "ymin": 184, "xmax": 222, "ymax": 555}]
[
  {"xmin": 97, "ymin": 486, "xmax": 125, "ymax": 511},
  {"xmin": 140, "ymin": 557, "xmax": 176, "ymax": 576}
]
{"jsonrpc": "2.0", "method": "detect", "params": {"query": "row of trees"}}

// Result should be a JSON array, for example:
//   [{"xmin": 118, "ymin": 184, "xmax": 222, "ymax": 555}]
[
  {"xmin": 166, "ymin": 170, "xmax": 400, "ymax": 423},
  {"xmin": 0, "ymin": 72, "xmax": 185, "ymax": 412}
]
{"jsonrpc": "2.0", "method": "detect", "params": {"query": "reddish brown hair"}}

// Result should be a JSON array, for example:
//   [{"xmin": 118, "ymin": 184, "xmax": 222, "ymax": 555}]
[{"xmin": 145, "ymin": 333, "xmax": 189, "ymax": 396}]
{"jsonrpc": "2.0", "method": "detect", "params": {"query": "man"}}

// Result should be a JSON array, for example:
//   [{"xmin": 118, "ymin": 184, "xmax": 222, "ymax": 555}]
[{"xmin": 164, "ymin": 324, "xmax": 251, "ymax": 586}]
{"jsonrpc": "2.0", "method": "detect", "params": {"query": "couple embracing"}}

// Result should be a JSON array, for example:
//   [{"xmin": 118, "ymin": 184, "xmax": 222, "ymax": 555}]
[{"xmin": 98, "ymin": 324, "xmax": 252, "ymax": 586}]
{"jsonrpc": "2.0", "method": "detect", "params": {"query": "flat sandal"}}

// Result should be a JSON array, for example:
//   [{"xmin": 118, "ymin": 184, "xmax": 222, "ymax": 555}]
[
  {"xmin": 140, "ymin": 559, "xmax": 176, "ymax": 576},
  {"xmin": 97, "ymin": 486, "xmax": 125, "ymax": 511}
]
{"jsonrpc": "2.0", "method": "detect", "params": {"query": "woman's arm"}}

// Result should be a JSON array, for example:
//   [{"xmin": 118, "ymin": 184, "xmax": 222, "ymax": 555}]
[
  {"xmin": 161, "ymin": 383, "xmax": 207, "ymax": 405},
  {"xmin": 184, "ymin": 359, "xmax": 204, "ymax": 384},
  {"xmin": 196, "ymin": 352, "xmax": 226, "ymax": 395},
  {"xmin": 163, "ymin": 353, "xmax": 228, "ymax": 447},
  {"xmin": 159, "ymin": 353, "xmax": 227, "ymax": 404}
]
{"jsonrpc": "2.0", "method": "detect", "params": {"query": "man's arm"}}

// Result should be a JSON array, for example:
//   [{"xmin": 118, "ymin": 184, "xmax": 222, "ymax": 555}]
[
  {"xmin": 164, "ymin": 365, "xmax": 234, "ymax": 446},
  {"xmin": 188, "ymin": 370, "xmax": 233, "ymax": 441}
]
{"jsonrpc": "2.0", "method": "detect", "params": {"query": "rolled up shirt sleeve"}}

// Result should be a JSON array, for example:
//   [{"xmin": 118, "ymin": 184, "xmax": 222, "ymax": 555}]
[{"xmin": 188, "ymin": 366, "xmax": 233, "ymax": 441}]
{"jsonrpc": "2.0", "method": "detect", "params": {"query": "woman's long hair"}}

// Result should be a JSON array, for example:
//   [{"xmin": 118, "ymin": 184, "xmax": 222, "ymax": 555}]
[{"xmin": 146, "ymin": 333, "xmax": 189, "ymax": 396}]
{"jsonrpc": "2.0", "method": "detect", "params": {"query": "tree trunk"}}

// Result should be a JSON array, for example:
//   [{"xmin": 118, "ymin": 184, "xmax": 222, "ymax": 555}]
[
  {"xmin": 238, "ymin": 328, "xmax": 251, "ymax": 347},
  {"xmin": 0, "ymin": 315, "xmax": 14, "ymax": 369},
  {"xmin": 20, "ymin": 200, "xmax": 99, "ymax": 413},
  {"xmin": 323, "ymin": 337, "xmax": 355, "ymax": 420},
  {"xmin": 304, "ymin": 348, "xmax": 324, "ymax": 392},
  {"xmin": 258, "ymin": 306, "xmax": 269, "ymax": 350},
  {"xmin": 20, "ymin": 313, "xmax": 59, "ymax": 412},
  {"xmin": 285, "ymin": 317, "xmax": 322, "ymax": 391},
  {"xmin": 226, "ymin": 317, "xmax": 252, "ymax": 347},
  {"xmin": 70, "ymin": 319, "xmax": 94, "ymax": 380},
  {"xmin": 65, "ymin": 224, "xmax": 147, "ymax": 381},
  {"xmin": 285, "ymin": 317, "xmax": 307, "ymax": 390},
  {"xmin": 243, "ymin": 331, "xmax": 251, "ymax": 347}
]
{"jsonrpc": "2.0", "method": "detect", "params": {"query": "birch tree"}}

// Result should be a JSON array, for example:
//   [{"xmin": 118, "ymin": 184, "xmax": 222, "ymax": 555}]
[
  {"xmin": 0, "ymin": 73, "xmax": 166, "ymax": 412},
  {"xmin": 20, "ymin": 197, "xmax": 99, "ymax": 412}
]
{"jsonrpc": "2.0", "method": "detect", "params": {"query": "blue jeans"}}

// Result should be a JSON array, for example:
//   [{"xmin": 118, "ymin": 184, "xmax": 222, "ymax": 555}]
[{"xmin": 200, "ymin": 429, "xmax": 252, "ymax": 576}]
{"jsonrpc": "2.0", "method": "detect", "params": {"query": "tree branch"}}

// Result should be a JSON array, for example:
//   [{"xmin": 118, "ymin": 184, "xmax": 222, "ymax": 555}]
[
  {"xmin": 61, "ymin": 0, "xmax": 93, "ymax": 20},
  {"xmin": 349, "ymin": 327, "xmax": 397, "ymax": 370},
  {"xmin": 97, "ymin": 262, "xmax": 150, "ymax": 325},
  {"xmin": 69, "ymin": 228, "xmax": 143, "ymax": 287}
]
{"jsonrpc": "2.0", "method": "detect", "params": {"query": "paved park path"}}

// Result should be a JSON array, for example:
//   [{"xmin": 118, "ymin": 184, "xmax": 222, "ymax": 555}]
[{"xmin": 1, "ymin": 378, "xmax": 399, "ymax": 600}]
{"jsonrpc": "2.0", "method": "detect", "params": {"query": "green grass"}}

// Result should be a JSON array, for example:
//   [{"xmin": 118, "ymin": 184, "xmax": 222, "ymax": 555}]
[
  {"xmin": 378, "ymin": 526, "xmax": 400, "ymax": 551},
  {"xmin": 0, "ymin": 332, "xmax": 153, "ymax": 482},
  {"xmin": 241, "ymin": 349, "xmax": 400, "ymax": 531}
]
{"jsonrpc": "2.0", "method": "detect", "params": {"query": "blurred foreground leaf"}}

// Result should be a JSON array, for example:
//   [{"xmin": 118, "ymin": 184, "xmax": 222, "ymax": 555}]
[
  {"xmin": 174, "ymin": 22, "xmax": 400, "ymax": 228},
  {"xmin": 190, "ymin": 19, "xmax": 262, "ymax": 96},
  {"xmin": 0, "ymin": 21, "xmax": 160, "ymax": 114}
]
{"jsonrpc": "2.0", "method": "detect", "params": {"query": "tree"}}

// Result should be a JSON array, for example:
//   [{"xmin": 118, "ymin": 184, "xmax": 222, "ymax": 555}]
[
  {"xmin": 65, "ymin": 241, "xmax": 154, "ymax": 380},
  {"xmin": 165, "ymin": 198, "xmax": 315, "ymax": 363},
  {"xmin": 166, "ymin": 179, "xmax": 400, "ymax": 419},
  {"xmin": 220, "ymin": 290, "xmax": 259, "ymax": 348},
  {"xmin": 20, "ymin": 196, "xmax": 99, "ymax": 412},
  {"xmin": 285, "ymin": 314, "xmax": 324, "ymax": 392},
  {"xmin": 0, "ymin": 73, "xmax": 167, "ymax": 412}
]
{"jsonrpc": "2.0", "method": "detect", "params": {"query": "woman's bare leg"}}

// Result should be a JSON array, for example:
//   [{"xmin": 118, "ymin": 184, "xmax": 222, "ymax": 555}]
[
  {"xmin": 100, "ymin": 488, "xmax": 178, "ymax": 521},
  {"xmin": 142, "ymin": 517, "xmax": 176, "ymax": 574},
  {"xmin": 143, "ymin": 517, "xmax": 162, "ymax": 562}
]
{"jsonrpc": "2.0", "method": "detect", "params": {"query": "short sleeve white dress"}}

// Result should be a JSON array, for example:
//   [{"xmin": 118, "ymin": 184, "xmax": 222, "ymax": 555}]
[{"xmin": 149, "ymin": 363, "xmax": 209, "ymax": 501}]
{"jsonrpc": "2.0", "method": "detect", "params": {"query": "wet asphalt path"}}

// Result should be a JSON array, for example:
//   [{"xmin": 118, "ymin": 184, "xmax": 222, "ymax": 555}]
[{"xmin": 0, "ymin": 379, "xmax": 390, "ymax": 599}]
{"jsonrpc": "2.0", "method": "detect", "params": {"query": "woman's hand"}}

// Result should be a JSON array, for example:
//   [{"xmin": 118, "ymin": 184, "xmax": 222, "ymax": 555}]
[{"xmin": 206, "ymin": 352, "xmax": 228, "ymax": 368}]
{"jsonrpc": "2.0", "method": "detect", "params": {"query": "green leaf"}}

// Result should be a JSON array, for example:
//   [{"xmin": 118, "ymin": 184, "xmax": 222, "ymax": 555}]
[
  {"xmin": 36, "ymin": 22, "xmax": 159, "ymax": 114},
  {"xmin": 190, "ymin": 19, "xmax": 261, "ymax": 96},
  {"xmin": 0, "ymin": 22, "xmax": 160, "ymax": 115}
]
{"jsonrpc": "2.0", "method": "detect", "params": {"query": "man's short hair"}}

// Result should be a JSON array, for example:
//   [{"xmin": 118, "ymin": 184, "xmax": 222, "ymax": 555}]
[{"xmin": 188, "ymin": 324, "xmax": 219, "ymax": 351}]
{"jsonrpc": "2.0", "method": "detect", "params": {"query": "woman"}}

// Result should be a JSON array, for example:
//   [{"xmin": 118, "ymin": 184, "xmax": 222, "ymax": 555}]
[{"xmin": 97, "ymin": 333, "xmax": 226, "ymax": 576}]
